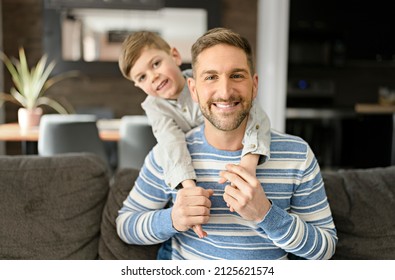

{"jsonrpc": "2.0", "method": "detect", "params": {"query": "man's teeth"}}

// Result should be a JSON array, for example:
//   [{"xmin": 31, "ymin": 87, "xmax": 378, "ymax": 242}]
[{"xmin": 215, "ymin": 103, "xmax": 235, "ymax": 108}]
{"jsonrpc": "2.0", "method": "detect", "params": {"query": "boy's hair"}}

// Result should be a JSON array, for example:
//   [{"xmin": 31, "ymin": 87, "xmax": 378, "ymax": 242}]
[
  {"xmin": 191, "ymin": 27, "xmax": 255, "ymax": 75},
  {"xmin": 118, "ymin": 31, "xmax": 171, "ymax": 79}
]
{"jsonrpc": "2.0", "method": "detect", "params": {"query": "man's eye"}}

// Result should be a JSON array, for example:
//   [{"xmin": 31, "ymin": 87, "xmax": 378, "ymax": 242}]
[
  {"xmin": 205, "ymin": 75, "xmax": 216, "ymax": 81},
  {"xmin": 231, "ymin": 73, "xmax": 244, "ymax": 79}
]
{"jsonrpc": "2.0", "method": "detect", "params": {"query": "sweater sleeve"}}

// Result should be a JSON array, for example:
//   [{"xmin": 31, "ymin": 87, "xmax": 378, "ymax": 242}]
[
  {"xmin": 257, "ymin": 148, "xmax": 338, "ymax": 260},
  {"xmin": 116, "ymin": 149, "xmax": 178, "ymax": 245}
]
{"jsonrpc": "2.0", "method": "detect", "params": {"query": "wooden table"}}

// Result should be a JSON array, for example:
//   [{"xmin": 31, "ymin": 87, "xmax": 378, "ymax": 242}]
[
  {"xmin": 355, "ymin": 103, "xmax": 395, "ymax": 165},
  {"xmin": 0, "ymin": 119, "xmax": 121, "ymax": 154},
  {"xmin": 0, "ymin": 119, "xmax": 121, "ymax": 142}
]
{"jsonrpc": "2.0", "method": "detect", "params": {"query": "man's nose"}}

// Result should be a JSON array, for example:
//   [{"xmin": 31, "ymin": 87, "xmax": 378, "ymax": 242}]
[{"xmin": 216, "ymin": 77, "xmax": 233, "ymax": 98}]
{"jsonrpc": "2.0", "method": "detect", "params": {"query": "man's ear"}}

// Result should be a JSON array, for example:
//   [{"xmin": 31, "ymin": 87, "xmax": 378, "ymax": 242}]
[
  {"xmin": 252, "ymin": 73, "xmax": 258, "ymax": 99},
  {"xmin": 187, "ymin": 77, "xmax": 198, "ymax": 103},
  {"xmin": 170, "ymin": 47, "xmax": 182, "ymax": 66}
]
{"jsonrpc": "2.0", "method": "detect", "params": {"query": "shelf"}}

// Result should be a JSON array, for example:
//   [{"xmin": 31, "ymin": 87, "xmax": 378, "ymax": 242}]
[{"xmin": 355, "ymin": 103, "xmax": 395, "ymax": 114}]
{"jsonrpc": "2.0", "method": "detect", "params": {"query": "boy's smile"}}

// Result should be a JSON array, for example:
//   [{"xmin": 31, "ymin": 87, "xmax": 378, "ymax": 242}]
[{"xmin": 156, "ymin": 79, "xmax": 169, "ymax": 92}]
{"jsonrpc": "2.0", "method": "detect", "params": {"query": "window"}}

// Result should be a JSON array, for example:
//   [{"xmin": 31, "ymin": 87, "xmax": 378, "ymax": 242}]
[{"xmin": 43, "ymin": 0, "xmax": 221, "ymax": 76}]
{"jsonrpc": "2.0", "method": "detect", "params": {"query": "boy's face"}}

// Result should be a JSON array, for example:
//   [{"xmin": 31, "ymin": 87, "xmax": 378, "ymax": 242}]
[{"xmin": 129, "ymin": 46, "xmax": 185, "ymax": 99}]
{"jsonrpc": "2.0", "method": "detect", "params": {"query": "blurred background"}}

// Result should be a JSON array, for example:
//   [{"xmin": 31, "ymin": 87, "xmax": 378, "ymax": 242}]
[{"xmin": 1, "ymin": 0, "xmax": 394, "ymax": 170}]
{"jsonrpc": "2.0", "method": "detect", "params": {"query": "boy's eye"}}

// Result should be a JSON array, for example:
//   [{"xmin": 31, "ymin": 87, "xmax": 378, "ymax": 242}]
[
  {"xmin": 138, "ymin": 74, "xmax": 146, "ymax": 83},
  {"xmin": 153, "ymin": 60, "xmax": 161, "ymax": 68}
]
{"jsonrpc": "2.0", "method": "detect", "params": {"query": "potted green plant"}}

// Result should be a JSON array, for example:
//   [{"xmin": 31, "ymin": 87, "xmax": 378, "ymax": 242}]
[{"xmin": 0, "ymin": 47, "xmax": 79, "ymax": 130}]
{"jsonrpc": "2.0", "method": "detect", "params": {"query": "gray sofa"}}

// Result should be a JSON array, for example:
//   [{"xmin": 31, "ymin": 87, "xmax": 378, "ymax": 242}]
[{"xmin": 0, "ymin": 153, "xmax": 394, "ymax": 259}]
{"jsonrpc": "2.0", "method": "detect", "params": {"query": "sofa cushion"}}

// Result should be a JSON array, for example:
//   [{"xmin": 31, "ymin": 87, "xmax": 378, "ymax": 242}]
[
  {"xmin": 323, "ymin": 166, "xmax": 395, "ymax": 259},
  {"xmin": 99, "ymin": 168, "xmax": 160, "ymax": 259},
  {"xmin": 0, "ymin": 153, "xmax": 109, "ymax": 259}
]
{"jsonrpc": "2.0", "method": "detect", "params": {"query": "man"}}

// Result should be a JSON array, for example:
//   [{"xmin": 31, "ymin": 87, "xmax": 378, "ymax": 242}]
[{"xmin": 117, "ymin": 27, "xmax": 337, "ymax": 260}]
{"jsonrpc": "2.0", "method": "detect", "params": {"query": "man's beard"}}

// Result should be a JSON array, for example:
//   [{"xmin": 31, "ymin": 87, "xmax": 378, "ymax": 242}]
[{"xmin": 198, "ymin": 95, "xmax": 251, "ymax": 131}]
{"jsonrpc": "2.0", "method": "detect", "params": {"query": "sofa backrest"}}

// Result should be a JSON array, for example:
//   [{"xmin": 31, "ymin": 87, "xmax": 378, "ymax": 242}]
[
  {"xmin": 100, "ymin": 165, "xmax": 395, "ymax": 260},
  {"xmin": 323, "ymin": 165, "xmax": 395, "ymax": 260},
  {"xmin": 0, "ymin": 153, "xmax": 109, "ymax": 259}
]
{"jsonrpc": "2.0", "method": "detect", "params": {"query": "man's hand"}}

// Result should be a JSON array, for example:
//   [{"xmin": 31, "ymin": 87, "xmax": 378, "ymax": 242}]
[
  {"xmin": 171, "ymin": 186, "xmax": 213, "ymax": 236},
  {"xmin": 181, "ymin": 179, "xmax": 210, "ymax": 238},
  {"xmin": 220, "ymin": 164, "xmax": 271, "ymax": 222}
]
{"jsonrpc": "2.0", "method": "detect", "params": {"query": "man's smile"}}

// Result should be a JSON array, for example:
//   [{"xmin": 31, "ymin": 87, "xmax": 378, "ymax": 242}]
[{"xmin": 211, "ymin": 100, "xmax": 241, "ymax": 112}]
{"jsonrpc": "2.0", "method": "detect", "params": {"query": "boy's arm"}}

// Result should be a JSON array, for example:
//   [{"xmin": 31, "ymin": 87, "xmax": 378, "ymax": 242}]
[
  {"xmin": 143, "ymin": 97, "xmax": 206, "ymax": 238},
  {"xmin": 239, "ymin": 153, "xmax": 259, "ymax": 177},
  {"xmin": 143, "ymin": 98, "xmax": 196, "ymax": 189},
  {"xmin": 241, "ymin": 102, "xmax": 271, "ymax": 167},
  {"xmin": 152, "ymin": 115, "xmax": 196, "ymax": 189},
  {"xmin": 224, "ymin": 102, "xmax": 270, "ymax": 182},
  {"xmin": 222, "ymin": 155, "xmax": 258, "ymax": 186}
]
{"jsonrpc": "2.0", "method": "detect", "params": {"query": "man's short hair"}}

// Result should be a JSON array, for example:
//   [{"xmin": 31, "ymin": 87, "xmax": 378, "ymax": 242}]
[
  {"xmin": 191, "ymin": 27, "xmax": 255, "ymax": 76},
  {"xmin": 118, "ymin": 31, "xmax": 171, "ymax": 79}
]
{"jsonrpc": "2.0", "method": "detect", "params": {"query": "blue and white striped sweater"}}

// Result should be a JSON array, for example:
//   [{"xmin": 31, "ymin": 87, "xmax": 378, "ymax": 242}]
[{"xmin": 117, "ymin": 126, "xmax": 337, "ymax": 259}]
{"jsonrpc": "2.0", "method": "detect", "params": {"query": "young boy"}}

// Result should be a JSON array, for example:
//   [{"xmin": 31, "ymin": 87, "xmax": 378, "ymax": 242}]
[{"xmin": 118, "ymin": 31, "xmax": 271, "ymax": 238}]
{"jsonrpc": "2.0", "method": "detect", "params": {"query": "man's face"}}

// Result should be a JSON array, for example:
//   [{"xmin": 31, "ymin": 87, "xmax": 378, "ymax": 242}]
[
  {"xmin": 188, "ymin": 44, "xmax": 258, "ymax": 131},
  {"xmin": 129, "ymin": 46, "xmax": 184, "ymax": 99}
]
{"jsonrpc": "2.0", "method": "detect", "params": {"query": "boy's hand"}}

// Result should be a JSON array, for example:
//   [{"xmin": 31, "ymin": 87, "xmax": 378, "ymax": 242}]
[
  {"xmin": 181, "ymin": 179, "xmax": 198, "ymax": 189},
  {"xmin": 218, "ymin": 154, "xmax": 259, "ymax": 212},
  {"xmin": 181, "ymin": 180, "xmax": 209, "ymax": 238},
  {"xmin": 239, "ymin": 153, "xmax": 259, "ymax": 177},
  {"xmin": 218, "ymin": 154, "xmax": 259, "ymax": 184},
  {"xmin": 219, "ymin": 164, "xmax": 271, "ymax": 222}
]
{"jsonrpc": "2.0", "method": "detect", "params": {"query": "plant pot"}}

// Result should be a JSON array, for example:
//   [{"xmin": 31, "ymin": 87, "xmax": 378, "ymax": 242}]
[{"xmin": 18, "ymin": 107, "xmax": 43, "ymax": 130}]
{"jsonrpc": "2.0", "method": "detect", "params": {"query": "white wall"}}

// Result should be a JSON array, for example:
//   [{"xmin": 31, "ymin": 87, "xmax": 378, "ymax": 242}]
[{"xmin": 256, "ymin": 0, "xmax": 289, "ymax": 133}]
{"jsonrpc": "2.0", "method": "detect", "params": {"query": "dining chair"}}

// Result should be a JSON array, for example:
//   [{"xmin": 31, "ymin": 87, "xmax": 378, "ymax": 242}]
[
  {"xmin": 38, "ymin": 114, "xmax": 111, "ymax": 170},
  {"xmin": 118, "ymin": 115, "xmax": 157, "ymax": 170},
  {"xmin": 75, "ymin": 106, "xmax": 118, "ymax": 170}
]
